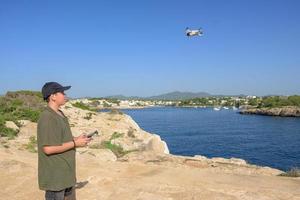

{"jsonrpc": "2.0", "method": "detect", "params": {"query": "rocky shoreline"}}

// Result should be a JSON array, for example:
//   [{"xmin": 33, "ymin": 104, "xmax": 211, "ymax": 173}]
[
  {"xmin": 1, "ymin": 102, "xmax": 300, "ymax": 199},
  {"xmin": 239, "ymin": 106, "xmax": 300, "ymax": 117}
]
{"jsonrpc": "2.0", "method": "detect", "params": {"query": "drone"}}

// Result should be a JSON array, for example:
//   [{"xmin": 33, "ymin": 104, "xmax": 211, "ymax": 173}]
[{"xmin": 185, "ymin": 27, "xmax": 203, "ymax": 37}]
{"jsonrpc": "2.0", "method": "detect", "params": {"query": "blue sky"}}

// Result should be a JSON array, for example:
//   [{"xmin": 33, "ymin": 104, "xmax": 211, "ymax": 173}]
[{"xmin": 1, "ymin": 0, "xmax": 299, "ymax": 97}]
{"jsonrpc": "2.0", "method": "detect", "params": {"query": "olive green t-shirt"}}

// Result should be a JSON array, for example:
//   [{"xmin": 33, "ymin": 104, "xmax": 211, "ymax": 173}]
[{"xmin": 37, "ymin": 106, "xmax": 76, "ymax": 191}]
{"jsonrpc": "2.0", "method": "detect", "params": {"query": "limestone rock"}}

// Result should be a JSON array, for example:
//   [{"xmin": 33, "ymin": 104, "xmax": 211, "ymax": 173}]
[
  {"xmin": 211, "ymin": 157, "xmax": 247, "ymax": 166},
  {"xmin": 1, "ymin": 100, "xmax": 300, "ymax": 200},
  {"xmin": 145, "ymin": 134, "xmax": 169, "ymax": 154},
  {"xmin": 240, "ymin": 106, "xmax": 300, "ymax": 117},
  {"xmin": 84, "ymin": 148, "xmax": 117, "ymax": 162},
  {"xmin": 17, "ymin": 120, "xmax": 31, "ymax": 127},
  {"xmin": 17, "ymin": 122, "xmax": 37, "ymax": 139},
  {"xmin": 5, "ymin": 121, "xmax": 19, "ymax": 132}
]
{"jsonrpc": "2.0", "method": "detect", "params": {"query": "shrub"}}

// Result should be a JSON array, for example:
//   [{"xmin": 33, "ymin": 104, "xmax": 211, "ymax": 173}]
[
  {"xmin": 101, "ymin": 140, "xmax": 127, "ymax": 158},
  {"xmin": 89, "ymin": 140, "xmax": 127, "ymax": 158},
  {"xmin": 72, "ymin": 102, "xmax": 97, "ymax": 112},
  {"xmin": 15, "ymin": 108, "xmax": 40, "ymax": 122},
  {"xmin": 89, "ymin": 131, "xmax": 133, "ymax": 157},
  {"xmin": 110, "ymin": 132, "xmax": 124, "ymax": 140},
  {"xmin": 127, "ymin": 128, "xmax": 136, "ymax": 138},
  {"xmin": 0, "ymin": 126, "xmax": 18, "ymax": 139},
  {"xmin": 84, "ymin": 113, "xmax": 93, "ymax": 120},
  {"xmin": 0, "ymin": 139, "xmax": 10, "ymax": 148},
  {"xmin": 103, "ymin": 101, "xmax": 112, "ymax": 108},
  {"xmin": 89, "ymin": 100, "xmax": 100, "ymax": 107},
  {"xmin": 260, "ymin": 96, "xmax": 300, "ymax": 108},
  {"xmin": 279, "ymin": 168, "xmax": 300, "ymax": 177},
  {"xmin": 288, "ymin": 96, "xmax": 300, "ymax": 106},
  {"xmin": 0, "ymin": 116, "xmax": 18, "ymax": 138},
  {"xmin": 5, "ymin": 90, "xmax": 43, "ymax": 99},
  {"xmin": 89, "ymin": 143, "xmax": 102, "ymax": 149},
  {"xmin": 106, "ymin": 98, "xmax": 120, "ymax": 105},
  {"xmin": 248, "ymin": 98, "xmax": 259, "ymax": 106},
  {"xmin": 0, "ymin": 91, "xmax": 44, "ymax": 139},
  {"xmin": 0, "ymin": 92, "xmax": 43, "ymax": 123},
  {"xmin": 25, "ymin": 136, "xmax": 37, "ymax": 153},
  {"xmin": 109, "ymin": 109, "xmax": 123, "ymax": 115}
]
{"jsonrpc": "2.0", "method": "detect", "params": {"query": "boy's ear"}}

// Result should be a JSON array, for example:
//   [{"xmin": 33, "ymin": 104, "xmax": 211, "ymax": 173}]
[{"xmin": 49, "ymin": 94, "xmax": 56, "ymax": 102}]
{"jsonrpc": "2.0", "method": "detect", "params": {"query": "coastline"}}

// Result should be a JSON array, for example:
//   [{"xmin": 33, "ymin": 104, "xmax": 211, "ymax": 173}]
[
  {"xmin": 239, "ymin": 106, "xmax": 300, "ymax": 117},
  {"xmin": 1, "ymin": 102, "xmax": 300, "ymax": 199}
]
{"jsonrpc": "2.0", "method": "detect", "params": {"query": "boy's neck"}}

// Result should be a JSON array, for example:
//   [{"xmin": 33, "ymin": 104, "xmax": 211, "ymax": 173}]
[{"xmin": 48, "ymin": 102, "xmax": 61, "ymax": 112}]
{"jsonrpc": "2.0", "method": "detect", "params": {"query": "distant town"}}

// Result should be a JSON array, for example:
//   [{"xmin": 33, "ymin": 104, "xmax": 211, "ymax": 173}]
[{"xmin": 70, "ymin": 95, "xmax": 295, "ymax": 110}]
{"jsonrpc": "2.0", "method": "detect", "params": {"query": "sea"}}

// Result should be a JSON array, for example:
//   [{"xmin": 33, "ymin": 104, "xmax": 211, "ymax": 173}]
[{"xmin": 118, "ymin": 107, "xmax": 300, "ymax": 171}]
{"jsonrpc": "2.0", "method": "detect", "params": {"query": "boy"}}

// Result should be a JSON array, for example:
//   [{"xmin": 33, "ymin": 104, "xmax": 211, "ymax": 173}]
[{"xmin": 37, "ymin": 82, "xmax": 91, "ymax": 200}]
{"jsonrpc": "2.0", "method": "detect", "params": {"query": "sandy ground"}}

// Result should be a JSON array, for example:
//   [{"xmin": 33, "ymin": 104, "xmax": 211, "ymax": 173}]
[{"xmin": 0, "ymin": 148, "xmax": 299, "ymax": 200}]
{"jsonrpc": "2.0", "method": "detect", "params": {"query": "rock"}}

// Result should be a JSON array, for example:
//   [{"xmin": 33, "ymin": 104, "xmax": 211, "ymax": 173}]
[
  {"xmin": 5, "ymin": 121, "xmax": 19, "ymax": 132},
  {"xmin": 145, "ymin": 134, "xmax": 169, "ymax": 154},
  {"xmin": 0, "ymin": 159, "xmax": 29, "ymax": 171},
  {"xmin": 137, "ymin": 192, "xmax": 173, "ymax": 200},
  {"xmin": 211, "ymin": 157, "xmax": 247, "ymax": 166},
  {"xmin": 194, "ymin": 155, "xmax": 208, "ymax": 160},
  {"xmin": 84, "ymin": 148, "xmax": 117, "ymax": 162},
  {"xmin": 17, "ymin": 120, "xmax": 31, "ymax": 127},
  {"xmin": 2, "ymin": 99, "xmax": 300, "ymax": 200},
  {"xmin": 17, "ymin": 122, "xmax": 37, "ymax": 139},
  {"xmin": 239, "ymin": 106, "xmax": 300, "ymax": 117},
  {"xmin": 280, "ymin": 106, "xmax": 300, "ymax": 117}
]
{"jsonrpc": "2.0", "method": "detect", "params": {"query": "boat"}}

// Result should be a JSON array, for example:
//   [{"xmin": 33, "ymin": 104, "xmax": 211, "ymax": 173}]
[{"xmin": 213, "ymin": 107, "xmax": 221, "ymax": 111}]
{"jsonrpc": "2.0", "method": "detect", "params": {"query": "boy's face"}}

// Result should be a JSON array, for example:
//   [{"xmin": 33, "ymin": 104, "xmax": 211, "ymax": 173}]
[{"xmin": 50, "ymin": 91, "xmax": 68, "ymax": 106}]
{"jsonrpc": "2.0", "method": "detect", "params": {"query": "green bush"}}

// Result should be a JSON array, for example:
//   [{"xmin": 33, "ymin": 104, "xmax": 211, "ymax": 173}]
[
  {"xmin": 89, "ymin": 131, "xmax": 133, "ymax": 157},
  {"xmin": 101, "ymin": 140, "xmax": 127, "ymax": 158},
  {"xmin": 0, "ymin": 116, "xmax": 5, "ymax": 126},
  {"xmin": 0, "ymin": 93, "xmax": 42, "ymax": 123},
  {"xmin": 0, "ymin": 126, "xmax": 18, "ymax": 139},
  {"xmin": 260, "ymin": 96, "xmax": 300, "ymax": 108},
  {"xmin": 72, "ymin": 102, "xmax": 97, "ymax": 111},
  {"xmin": 0, "ymin": 116, "xmax": 18, "ymax": 138},
  {"xmin": 15, "ymin": 108, "xmax": 40, "ymax": 122},
  {"xmin": 88, "ymin": 140, "xmax": 125, "ymax": 157},
  {"xmin": 288, "ymin": 96, "xmax": 300, "ymax": 106},
  {"xmin": 0, "ymin": 91, "xmax": 44, "ymax": 139},
  {"xmin": 7, "ymin": 90, "xmax": 43, "ymax": 99},
  {"xmin": 248, "ymin": 98, "xmax": 259, "ymax": 106}
]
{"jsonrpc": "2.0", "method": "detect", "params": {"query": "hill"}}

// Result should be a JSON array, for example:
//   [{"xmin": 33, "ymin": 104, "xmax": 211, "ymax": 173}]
[{"xmin": 106, "ymin": 91, "xmax": 212, "ymax": 100}]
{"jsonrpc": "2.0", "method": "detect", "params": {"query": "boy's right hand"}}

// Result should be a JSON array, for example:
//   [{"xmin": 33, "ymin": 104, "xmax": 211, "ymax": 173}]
[{"xmin": 74, "ymin": 133, "xmax": 92, "ymax": 147}]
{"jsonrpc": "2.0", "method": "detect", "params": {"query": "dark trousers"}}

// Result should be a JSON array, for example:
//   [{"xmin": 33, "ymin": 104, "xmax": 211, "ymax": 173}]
[{"xmin": 45, "ymin": 186, "xmax": 76, "ymax": 200}]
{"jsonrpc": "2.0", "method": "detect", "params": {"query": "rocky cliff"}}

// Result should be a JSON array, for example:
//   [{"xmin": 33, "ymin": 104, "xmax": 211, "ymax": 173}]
[
  {"xmin": 239, "ymin": 106, "xmax": 300, "ymax": 117},
  {"xmin": 0, "ymin": 102, "xmax": 300, "ymax": 200}
]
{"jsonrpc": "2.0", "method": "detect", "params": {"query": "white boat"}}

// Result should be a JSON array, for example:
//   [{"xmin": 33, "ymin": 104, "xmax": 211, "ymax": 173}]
[
  {"xmin": 213, "ymin": 107, "xmax": 221, "ymax": 111},
  {"xmin": 223, "ymin": 106, "xmax": 229, "ymax": 110},
  {"xmin": 232, "ymin": 106, "xmax": 238, "ymax": 110}
]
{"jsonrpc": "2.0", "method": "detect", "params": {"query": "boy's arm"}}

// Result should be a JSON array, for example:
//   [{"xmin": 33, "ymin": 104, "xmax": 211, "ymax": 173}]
[
  {"xmin": 43, "ymin": 141, "xmax": 75, "ymax": 155},
  {"xmin": 43, "ymin": 134, "xmax": 91, "ymax": 155}
]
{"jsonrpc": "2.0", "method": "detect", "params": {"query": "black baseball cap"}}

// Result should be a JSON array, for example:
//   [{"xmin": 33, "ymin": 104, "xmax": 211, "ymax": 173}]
[{"xmin": 42, "ymin": 82, "xmax": 71, "ymax": 100}]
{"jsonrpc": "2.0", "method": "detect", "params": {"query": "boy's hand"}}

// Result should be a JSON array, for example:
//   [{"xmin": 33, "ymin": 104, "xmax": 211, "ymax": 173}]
[{"xmin": 74, "ymin": 133, "xmax": 92, "ymax": 147}]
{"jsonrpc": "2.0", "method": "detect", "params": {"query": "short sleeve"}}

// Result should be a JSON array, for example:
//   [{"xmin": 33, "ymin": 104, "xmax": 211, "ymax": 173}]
[{"xmin": 38, "ymin": 115, "xmax": 63, "ymax": 146}]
